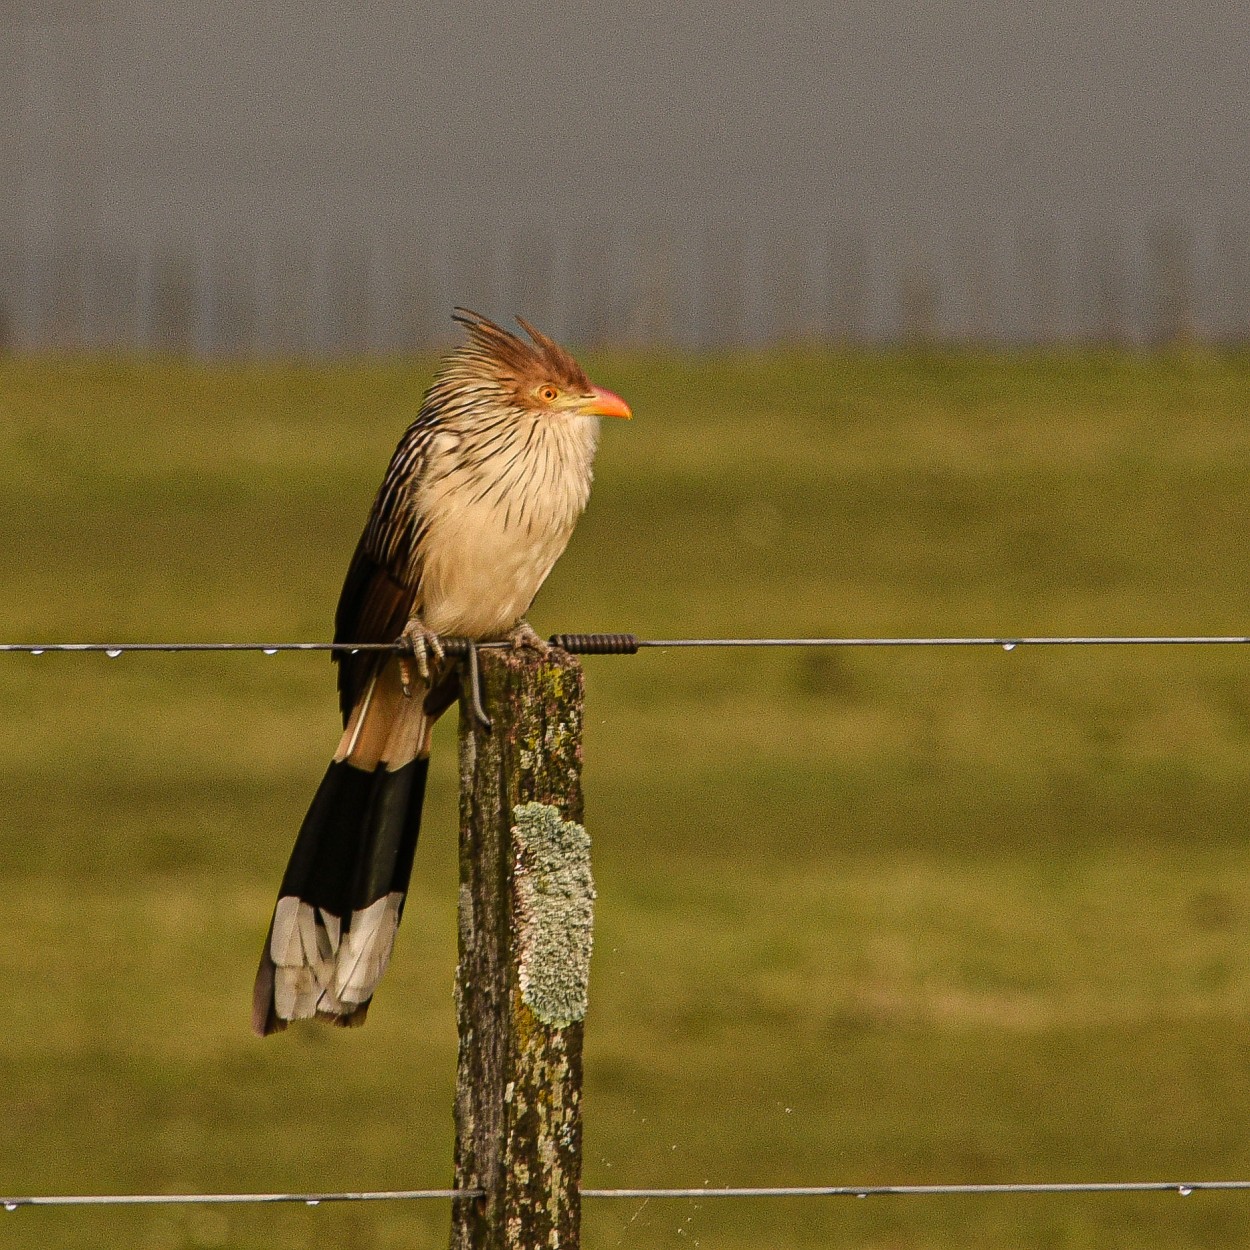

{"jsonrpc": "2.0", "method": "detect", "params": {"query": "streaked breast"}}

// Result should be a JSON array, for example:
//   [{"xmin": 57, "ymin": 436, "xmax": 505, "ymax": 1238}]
[{"xmin": 415, "ymin": 413, "xmax": 598, "ymax": 638}]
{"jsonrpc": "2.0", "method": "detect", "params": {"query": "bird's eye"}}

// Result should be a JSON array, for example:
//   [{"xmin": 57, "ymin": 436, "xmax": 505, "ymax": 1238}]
[{"xmin": 538, "ymin": 385, "xmax": 559, "ymax": 403}]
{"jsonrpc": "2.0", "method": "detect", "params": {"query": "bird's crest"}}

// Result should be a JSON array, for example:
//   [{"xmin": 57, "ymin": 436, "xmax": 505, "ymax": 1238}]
[{"xmin": 443, "ymin": 308, "xmax": 591, "ymax": 401}]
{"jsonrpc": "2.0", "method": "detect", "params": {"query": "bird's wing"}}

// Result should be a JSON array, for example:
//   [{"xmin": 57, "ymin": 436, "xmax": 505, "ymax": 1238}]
[{"xmin": 333, "ymin": 420, "xmax": 433, "ymax": 723}]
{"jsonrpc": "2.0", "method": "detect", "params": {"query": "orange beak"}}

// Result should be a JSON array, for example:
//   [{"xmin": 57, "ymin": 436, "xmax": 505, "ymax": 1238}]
[{"xmin": 581, "ymin": 385, "xmax": 632, "ymax": 420}]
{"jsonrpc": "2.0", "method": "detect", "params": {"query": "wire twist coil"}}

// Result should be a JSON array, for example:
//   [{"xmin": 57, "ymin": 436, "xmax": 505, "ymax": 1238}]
[{"xmin": 549, "ymin": 632, "xmax": 640, "ymax": 654}]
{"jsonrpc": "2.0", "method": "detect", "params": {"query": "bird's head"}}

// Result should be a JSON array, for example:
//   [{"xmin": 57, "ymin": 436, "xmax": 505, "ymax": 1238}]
[{"xmin": 435, "ymin": 308, "xmax": 632, "ymax": 423}]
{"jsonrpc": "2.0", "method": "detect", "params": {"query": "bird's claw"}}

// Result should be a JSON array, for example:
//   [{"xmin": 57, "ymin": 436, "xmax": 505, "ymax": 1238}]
[
  {"xmin": 398, "ymin": 621, "xmax": 445, "ymax": 696},
  {"xmin": 507, "ymin": 621, "xmax": 550, "ymax": 655}
]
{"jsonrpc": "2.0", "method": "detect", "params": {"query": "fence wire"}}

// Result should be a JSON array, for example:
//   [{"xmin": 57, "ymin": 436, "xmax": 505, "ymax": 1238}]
[
  {"xmin": 1, "ymin": 1181, "xmax": 1247, "ymax": 1209},
  {"xmin": 4, "ymin": 633, "xmax": 1250, "ymax": 656}
]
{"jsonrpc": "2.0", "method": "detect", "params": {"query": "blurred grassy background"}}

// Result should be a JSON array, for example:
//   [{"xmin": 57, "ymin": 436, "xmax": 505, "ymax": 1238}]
[{"xmin": 2, "ymin": 349, "xmax": 1250, "ymax": 1249}]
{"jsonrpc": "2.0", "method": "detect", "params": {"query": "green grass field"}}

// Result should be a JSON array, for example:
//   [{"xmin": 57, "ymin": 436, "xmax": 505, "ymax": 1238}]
[{"xmin": 2, "ymin": 349, "xmax": 1250, "ymax": 1249}]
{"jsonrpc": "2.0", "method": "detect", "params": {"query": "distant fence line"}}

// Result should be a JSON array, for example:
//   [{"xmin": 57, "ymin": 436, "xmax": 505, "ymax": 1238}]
[{"xmin": 1, "ymin": 213, "xmax": 1247, "ymax": 354}]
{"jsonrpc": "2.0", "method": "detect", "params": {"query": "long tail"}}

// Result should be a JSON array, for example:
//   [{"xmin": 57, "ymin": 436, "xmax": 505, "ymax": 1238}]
[{"xmin": 252, "ymin": 660, "xmax": 434, "ymax": 1035}]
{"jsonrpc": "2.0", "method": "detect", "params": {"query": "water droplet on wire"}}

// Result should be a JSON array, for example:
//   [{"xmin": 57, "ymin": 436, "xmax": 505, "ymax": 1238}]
[
  {"xmin": 29, "ymin": 650, "xmax": 43, "ymax": 657},
  {"xmin": 1178, "ymin": 1185, "xmax": 1193, "ymax": 1196},
  {"xmin": 263, "ymin": 648, "xmax": 278, "ymax": 656},
  {"xmin": 4, "ymin": 1202, "xmax": 17, "ymax": 1211},
  {"xmin": 1002, "ymin": 642, "xmax": 1017, "ymax": 651},
  {"xmin": 305, "ymin": 1199, "xmax": 320, "ymax": 1206},
  {"xmin": 105, "ymin": 649, "xmax": 122, "ymax": 658}
]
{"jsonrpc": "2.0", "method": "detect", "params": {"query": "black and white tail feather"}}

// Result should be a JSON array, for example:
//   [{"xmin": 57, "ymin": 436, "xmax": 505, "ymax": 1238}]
[{"xmin": 252, "ymin": 662, "xmax": 435, "ymax": 1034}]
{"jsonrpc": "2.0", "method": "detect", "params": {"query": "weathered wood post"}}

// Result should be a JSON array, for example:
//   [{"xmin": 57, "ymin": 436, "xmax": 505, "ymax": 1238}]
[{"xmin": 451, "ymin": 646, "xmax": 593, "ymax": 1250}]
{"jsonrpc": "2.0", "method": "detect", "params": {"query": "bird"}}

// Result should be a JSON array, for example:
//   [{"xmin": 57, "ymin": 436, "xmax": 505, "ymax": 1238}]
[{"xmin": 251, "ymin": 310, "xmax": 631, "ymax": 1036}]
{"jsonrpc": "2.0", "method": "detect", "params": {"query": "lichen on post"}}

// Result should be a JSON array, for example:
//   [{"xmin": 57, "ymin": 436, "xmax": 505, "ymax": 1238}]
[
  {"xmin": 451, "ymin": 646, "xmax": 590, "ymax": 1250},
  {"xmin": 513, "ymin": 801, "xmax": 595, "ymax": 1028}
]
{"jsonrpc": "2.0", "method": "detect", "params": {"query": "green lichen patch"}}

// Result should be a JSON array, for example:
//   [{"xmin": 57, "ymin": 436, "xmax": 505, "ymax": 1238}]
[{"xmin": 512, "ymin": 802, "xmax": 595, "ymax": 1026}]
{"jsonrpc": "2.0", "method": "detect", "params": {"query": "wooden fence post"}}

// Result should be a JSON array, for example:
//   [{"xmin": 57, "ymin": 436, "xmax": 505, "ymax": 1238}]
[{"xmin": 450, "ymin": 646, "xmax": 593, "ymax": 1250}]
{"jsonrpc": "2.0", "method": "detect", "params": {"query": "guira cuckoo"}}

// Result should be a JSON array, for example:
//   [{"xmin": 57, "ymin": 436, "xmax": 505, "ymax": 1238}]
[{"xmin": 252, "ymin": 311, "xmax": 630, "ymax": 1035}]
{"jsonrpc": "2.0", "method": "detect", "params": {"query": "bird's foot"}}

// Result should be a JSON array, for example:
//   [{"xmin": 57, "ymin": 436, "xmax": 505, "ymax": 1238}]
[
  {"xmin": 398, "ymin": 619, "xmax": 445, "ymax": 696},
  {"xmin": 507, "ymin": 621, "xmax": 550, "ymax": 655}
]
